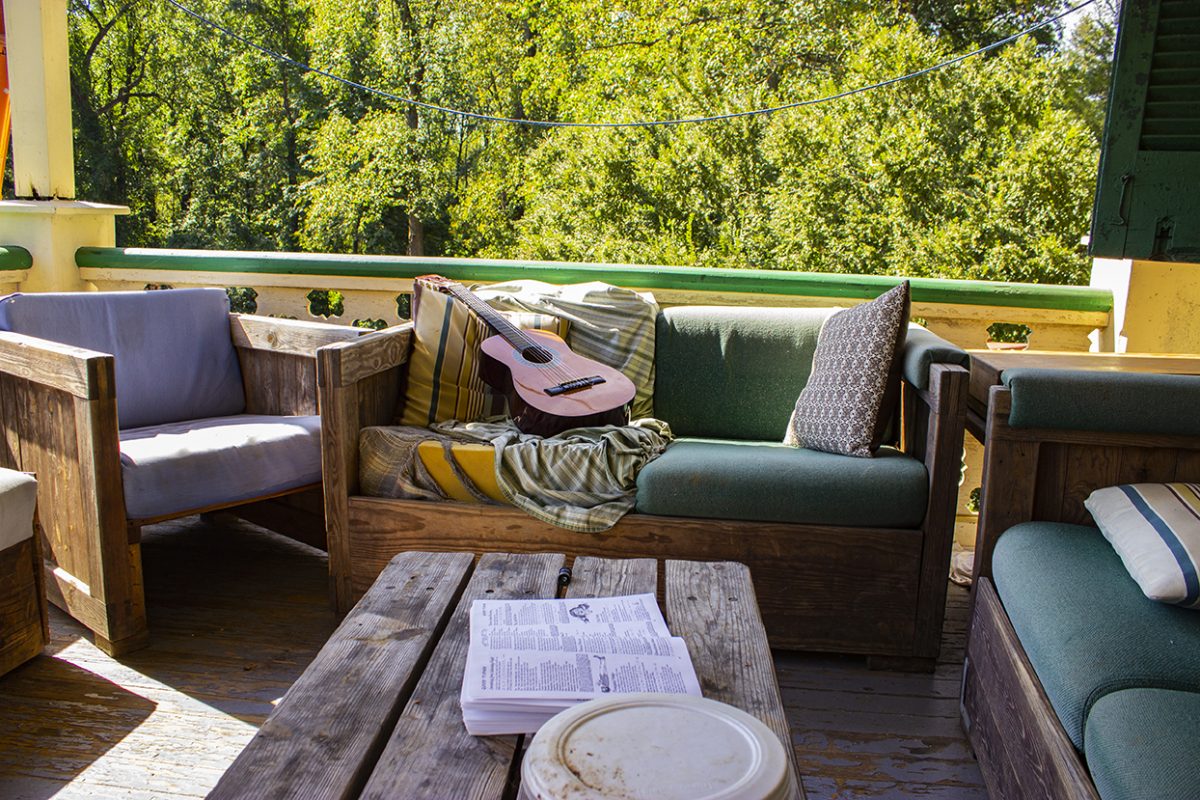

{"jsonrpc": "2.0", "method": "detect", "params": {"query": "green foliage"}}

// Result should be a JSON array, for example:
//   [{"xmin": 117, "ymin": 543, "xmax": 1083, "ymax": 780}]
[
  {"xmin": 306, "ymin": 288, "xmax": 344, "ymax": 317},
  {"xmin": 353, "ymin": 318, "xmax": 389, "ymax": 330},
  {"xmin": 64, "ymin": 0, "xmax": 1113, "ymax": 286},
  {"xmin": 986, "ymin": 321, "xmax": 1033, "ymax": 342},
  {"xmin": 226, "ymin": 286, "xmax": 260, "ymax": 314}
]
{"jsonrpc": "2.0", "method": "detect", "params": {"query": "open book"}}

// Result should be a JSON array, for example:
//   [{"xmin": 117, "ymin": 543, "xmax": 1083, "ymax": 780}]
[{"xmin": 461, "ymin": 593, "xmax": 703, "ymax": 735}]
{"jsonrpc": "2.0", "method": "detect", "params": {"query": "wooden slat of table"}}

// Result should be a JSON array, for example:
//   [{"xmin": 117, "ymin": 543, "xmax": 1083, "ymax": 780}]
[
  {"xmin": 665, "ymin": 560, "xmax": 805, "ymax": 800},
  {"xmin": 208, "ymin": 550, "xmax": 474, "ymax": 800},
  {"xmin": 567, "ymin": 556, "xmax": 657, "ymax": 598},
  {"xmin": 361, "ymin": 552, "xmax": 565, "ymax": 800}
]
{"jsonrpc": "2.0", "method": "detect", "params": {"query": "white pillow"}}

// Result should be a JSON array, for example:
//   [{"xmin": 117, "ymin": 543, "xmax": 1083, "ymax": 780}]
[{"xmin": 1085, "ymin": 483, "xmax": 1200, "ymax": 608}]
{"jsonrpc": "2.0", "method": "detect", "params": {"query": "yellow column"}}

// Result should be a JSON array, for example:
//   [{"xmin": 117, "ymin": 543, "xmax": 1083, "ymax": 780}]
[
  {"xmin": 0, "ymin": 0, "xmax": 127, "ymax": 292},
  {"xmin": 1091, "ymin": 258, "xmax": 1200, "ymax": 355}
]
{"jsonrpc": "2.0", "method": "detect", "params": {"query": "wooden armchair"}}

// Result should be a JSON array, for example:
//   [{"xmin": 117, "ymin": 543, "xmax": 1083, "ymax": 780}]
[{"xmin": 0, "ymin": 289, "xmax": 363, "ymax": 655}]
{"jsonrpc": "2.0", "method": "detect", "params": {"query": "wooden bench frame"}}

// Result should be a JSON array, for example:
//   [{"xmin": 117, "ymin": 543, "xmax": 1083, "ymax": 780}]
[
  {"xmin": 318, "ymin": 322, "xmax": 969, "ymax": 667},
  {"xmin": 0, "ymin": 518, "xmax": 48, "ymax": 676},
  {"xmin": 0, "ymin": 315, "xmax": 363, "ymax": 655},
  {"xmin": 961, "ymin": 385, "xmax": 1200, "ymax": 800}
]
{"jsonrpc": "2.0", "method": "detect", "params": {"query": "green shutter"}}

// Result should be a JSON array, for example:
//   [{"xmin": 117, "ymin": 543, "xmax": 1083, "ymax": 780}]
[{"xmin": 1090, "ymin": 0, "xmax": 1200, "ymax": 261}]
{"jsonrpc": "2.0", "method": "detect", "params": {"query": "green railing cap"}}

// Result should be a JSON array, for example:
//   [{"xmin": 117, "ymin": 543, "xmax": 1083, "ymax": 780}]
[
  {"xmin": 0, "ymin": 246, "xmax": 33, "ymax": 271},
  {"xmin": 76, "ymin": 247, "xmax": 1113, "ymax": 313}
]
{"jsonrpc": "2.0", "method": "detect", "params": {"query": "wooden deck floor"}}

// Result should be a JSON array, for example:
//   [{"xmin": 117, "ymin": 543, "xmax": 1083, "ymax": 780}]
[{"xmin": 0, "ymin": 516, "xmax": 987, "ymax": 799}]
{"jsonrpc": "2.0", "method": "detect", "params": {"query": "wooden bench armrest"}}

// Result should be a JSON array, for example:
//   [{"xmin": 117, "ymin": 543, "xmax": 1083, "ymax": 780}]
[
  {"xmin": 0, "ymin": 330, "xmax": 114, "ymax": 400},
  {"xmin": 318, "ymin": 323, "xmax": 413, "ymax": 612},
  {"xmin": 316, "ymin": 323, "xmax": 412, "ymax": 389},
  {"xmin": 229, "ymin": 314, "xmax": 364, "ymax": 357}
]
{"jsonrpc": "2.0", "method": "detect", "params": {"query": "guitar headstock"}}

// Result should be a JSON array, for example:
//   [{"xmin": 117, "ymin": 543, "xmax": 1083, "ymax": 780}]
[{"xmin": 415, "ymin": 274, "xmax": 462, "ymax": 294}]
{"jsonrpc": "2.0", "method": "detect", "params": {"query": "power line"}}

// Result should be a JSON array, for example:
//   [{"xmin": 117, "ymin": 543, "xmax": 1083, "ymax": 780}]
[{"xmin": 163, "ymin": 0, "xmax": 1097, "ymax": 129}]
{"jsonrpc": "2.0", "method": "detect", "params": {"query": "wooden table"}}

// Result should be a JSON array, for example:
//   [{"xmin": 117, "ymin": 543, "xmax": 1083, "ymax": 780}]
[
  {"xmin": 966, "ymin": 349, "xmax": 1200, "ymax": 441},
  {"xmin": 209, "ymin": 551, "xmax": 805, "ymax": 800}
]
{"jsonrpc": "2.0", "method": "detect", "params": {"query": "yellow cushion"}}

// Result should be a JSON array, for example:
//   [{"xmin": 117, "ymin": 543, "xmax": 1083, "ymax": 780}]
[
  {"xmin": 415, "ymin": 441, "xmax": 508, "ymax": 504},
  {"xmin": 400, "ymin": 278, "xmax": 567, "ymax": 426}
]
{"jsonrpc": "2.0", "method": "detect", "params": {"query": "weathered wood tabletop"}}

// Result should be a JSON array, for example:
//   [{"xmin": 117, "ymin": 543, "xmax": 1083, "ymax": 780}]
[{"xmin": 209, "ymin": 550, "xmax": 804, "ymax": 800}]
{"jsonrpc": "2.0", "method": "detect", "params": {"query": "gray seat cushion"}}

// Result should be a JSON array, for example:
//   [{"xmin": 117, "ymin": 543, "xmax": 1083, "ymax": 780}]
[
  {"xmin": 0, "ymin": 289, "xmax": 245, "ymax": 429},
  {"xmin": 1084, "ymin": 688, "xmax": 1200, "ymax": 800},
  {"xmin": 993, "ymin": 522, "xmax": 1200, "ymax": 751},
  {"xmin": 119, "ymin": 415, "xmax": 322, "ymax": 520},
  {"xmin": 635, "ymin": 438, "xmax": 928, "ymax": 527},
  {"xmin": 0, "ymin": 469, "xmax": 37, "ymax": 551}
]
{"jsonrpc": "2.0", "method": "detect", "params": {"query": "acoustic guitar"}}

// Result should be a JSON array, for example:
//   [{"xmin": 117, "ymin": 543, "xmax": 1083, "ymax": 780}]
[{"xmin": 418, "ymin": 276, "xmax": 636, "ymax": 437}]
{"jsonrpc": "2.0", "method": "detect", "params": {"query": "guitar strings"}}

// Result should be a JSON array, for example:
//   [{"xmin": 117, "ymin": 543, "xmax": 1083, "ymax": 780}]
[{"xmin": 453, "ymin": 288, "xmax": 583, "ymax": 386}]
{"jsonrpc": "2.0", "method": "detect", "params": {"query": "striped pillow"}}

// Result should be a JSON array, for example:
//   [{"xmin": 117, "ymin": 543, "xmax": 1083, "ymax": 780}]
[
  {"xmin": 400, "ymin": 279, "xmax": 567, "ymax": 427},
  {"xmin": 1085, "ymin": 483, "xmax": 1200, "ymax": 608}
]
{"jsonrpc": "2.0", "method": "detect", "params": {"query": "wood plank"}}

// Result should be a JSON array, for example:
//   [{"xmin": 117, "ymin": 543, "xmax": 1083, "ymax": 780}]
[
  {"xmin": 0, "ymin": 331, "xmax": 111, "ymax": 399},
  {"xmin": 912, "ymin": 363, "xmax": 967, "ymax": 661},
  {"xmin": 346, "ymin": 497, "xmax": 925, "ymax": 656},
  {"xmin": 1061, "ymin": 444, "xmax": 1120, "ymax": 526},
  {"xmin": 229, "ymin": 314, "xmax": 363, "ymax": 357},
  {"xmin": 566, "ymin": 556, "xmax": 657, "ymax": 598},
  {"xmin": 0, "ymin": 539, "xmax": 46, "ymax": 676},
  {"xmin": 209, "ymin": 551, "xmax": 474, "ymax": 800},
  {"xmin": 1116, "ymin": 445, "xmax": 1183, "ymax": 485},
  {"xmin": 319, "ymin": 372, "xmax": 360, "ymax": 614},
  {"xmin": 361, "ymin": 552, "xmax": 564, "ymax": 800},
  {"xmin": 238, "ymin": 349, "xmax": 319, "ymax": 416},
  {"xmin": 962, "ymin": 579, "xmax": 1099, "ymax": 800},
  {"xmin": 665, "ymin": 559, "xmax": 804, "ymax": 800},
  {"xmin": 318, "ymin": 324, "xmax": 412, "ymax": 389},
  {"xmin": 1176, "ymin": 449, "xmax": 1200, "ymax": 481}
]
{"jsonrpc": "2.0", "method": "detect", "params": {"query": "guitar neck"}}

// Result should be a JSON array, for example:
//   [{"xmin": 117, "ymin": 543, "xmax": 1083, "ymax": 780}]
[{"xmin": 442, "ymin": 283, "xmax": 531, "ymax": 350}]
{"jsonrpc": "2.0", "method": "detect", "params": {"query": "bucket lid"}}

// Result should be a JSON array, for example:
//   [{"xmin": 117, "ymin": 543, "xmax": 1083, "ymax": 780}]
[{"xmin": 520, "ymin": 693, "xmax": 793, "ymax": 800}]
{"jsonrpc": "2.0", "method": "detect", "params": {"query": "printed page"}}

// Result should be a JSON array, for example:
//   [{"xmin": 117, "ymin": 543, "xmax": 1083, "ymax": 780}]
[{"xmin": 470, "ymin": 593, "xmax": 669, "ymax": 635}]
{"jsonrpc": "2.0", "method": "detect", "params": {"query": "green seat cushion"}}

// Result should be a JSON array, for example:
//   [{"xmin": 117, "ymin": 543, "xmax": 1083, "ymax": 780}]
[
  {"xmin": 635, "ymin": 438, "xmax": 928, "ymax": 527},
  {"xmin": 1085, "ymin": 688, "xmax": 1200, "ymax": 800},
  {"xmin": 653, "ymin": 306, "xmax": 834, "ymax": 441},
  {"xmin": 1003, "ymin": 369, "xmax": 1200, "ymax": 435},
  {"xmin": 992, "ymin": 523, "xmax": 1200, "ymax": 751}
]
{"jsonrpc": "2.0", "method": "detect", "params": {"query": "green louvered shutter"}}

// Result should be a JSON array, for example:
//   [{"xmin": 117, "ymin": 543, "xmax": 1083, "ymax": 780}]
[{"xmin": 1090, "ymin": 0, "xmax": 1200, "ymax": 260}]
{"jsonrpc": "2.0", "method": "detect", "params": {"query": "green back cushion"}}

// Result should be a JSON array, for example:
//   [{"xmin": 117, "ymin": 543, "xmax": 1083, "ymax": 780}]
[
  {"xmin": 653, "ymin": 306, "xmax": 834, "ymax": 441},
  {"xmin": 992, "ymin": 522, "xmax": 1200, "ymax": 751},
  {"xmin": 1003, "ymin": 369, "xmax": 1200, "ymax": 435},
  {"xmin": 1085, "ymin": 689, "xmax": 1200, "ymax": 800}
]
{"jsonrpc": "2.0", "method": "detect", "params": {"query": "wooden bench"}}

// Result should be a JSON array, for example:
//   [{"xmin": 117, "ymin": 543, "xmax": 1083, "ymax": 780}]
[{"xmin": 210, "ymin": 551, "xmax": 804, "ymax": 799}]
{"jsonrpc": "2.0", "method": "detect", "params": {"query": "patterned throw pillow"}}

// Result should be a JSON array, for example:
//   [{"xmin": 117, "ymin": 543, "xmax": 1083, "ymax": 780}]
[
  {"xmin": 1085, "ymin": 483, "xmax": 1200, "ymax": 608},
  {"xmin": 400, "ymin": 278, "xmax": 568, "ymax": 427},
  {"xmin": 784, "ymin": 281, "xmax": 910, "ymax": 457}
]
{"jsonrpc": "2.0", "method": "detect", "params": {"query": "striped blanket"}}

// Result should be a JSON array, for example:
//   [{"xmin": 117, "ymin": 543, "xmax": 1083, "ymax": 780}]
[{"xmin": 360, "ymin": 419, "xmax": 673, "ymax": 532}]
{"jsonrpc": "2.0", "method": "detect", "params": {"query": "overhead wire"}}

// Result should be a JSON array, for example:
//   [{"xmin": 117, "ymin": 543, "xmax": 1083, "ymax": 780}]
[{"xmin": 162, "ymin": 0, "xmax": 1097, "ymax": 129}]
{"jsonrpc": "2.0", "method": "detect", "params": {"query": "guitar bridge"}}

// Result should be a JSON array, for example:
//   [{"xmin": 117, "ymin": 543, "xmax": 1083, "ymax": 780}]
[{"xmin": 544, "ymin": 376, "xmax": 607, "ymax": 396}]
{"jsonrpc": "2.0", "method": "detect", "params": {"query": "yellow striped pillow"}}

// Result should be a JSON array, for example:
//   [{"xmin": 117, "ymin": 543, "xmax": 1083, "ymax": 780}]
[{"xmin": 400, "ymin": 279, "xmax": 568, "ymax": 426}]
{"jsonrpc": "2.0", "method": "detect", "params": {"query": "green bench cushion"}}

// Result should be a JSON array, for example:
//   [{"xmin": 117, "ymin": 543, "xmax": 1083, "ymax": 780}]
[
  {"xmin": 652, "ymin": 306, "xmax": 834, "ymax": 441},
  {"xmin": 1002, "ymin": 369, "xmax": 1200, "ymax": 435},
  {"xmin": 992, "ymin": 522, "xmax": 1200, "ymax": 751},
  {"xmin": 635, "ymin": 438, "xmax": 928, "ymax": 527},
  {"xmin": 1084, "ymin": 688, "xmax": 1200, "ymax": 800}
]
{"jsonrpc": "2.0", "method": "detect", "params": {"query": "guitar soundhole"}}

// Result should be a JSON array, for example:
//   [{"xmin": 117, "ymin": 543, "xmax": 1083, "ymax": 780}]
[{"xmin": 520, "ymin": 346, "xmax": 554, "ymax": 365}]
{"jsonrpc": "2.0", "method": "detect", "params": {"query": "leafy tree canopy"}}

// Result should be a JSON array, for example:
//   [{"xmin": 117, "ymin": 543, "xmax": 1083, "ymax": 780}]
[{"xmin": 53, "ymin": 0, "xmax": 1115, "ymax": 284}]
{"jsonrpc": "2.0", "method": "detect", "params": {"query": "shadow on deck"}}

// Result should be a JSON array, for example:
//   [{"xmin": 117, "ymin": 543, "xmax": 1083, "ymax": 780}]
[{"xmin": 0, "ymin": 515, "xmax": 985, "ymax": 799}]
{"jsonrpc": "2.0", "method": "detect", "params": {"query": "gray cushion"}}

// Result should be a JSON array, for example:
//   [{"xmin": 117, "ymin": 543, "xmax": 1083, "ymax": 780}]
[
  {"xmin": 1003, "ymin": 369, "xmax": 1200, "ymax": 435},
  {"xmin": 652, "ymin": 306, "xmax": 834, "ymax": 441},
  {"xmin": 635, "ymin": 438, "xmax": 928, "ymax": 527},
  {"xmin": 992, "ymin": 522, "xmax": 1200, "ymax": 751},
  {"xmin": 902, "ymin": 326, "xmax": 970, "ymax": 390},
  {"xmin": 0, "ymin": 469, "xmax": 37, "ymax": 551},
  {"xmin": 1084, "ymin": 688, "xmax": 1200, "ymax": 800},
  {"xmin": 0, "ymin": 289, "xmax": 245, "ymax": 429},
  {"xmin": 119, "ymin": 415, "xmax": 322, "ymax": 520}
]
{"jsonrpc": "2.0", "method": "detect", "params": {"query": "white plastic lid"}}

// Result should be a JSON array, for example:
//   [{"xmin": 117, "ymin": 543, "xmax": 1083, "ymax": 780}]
[{"xmin": 519, "ymin": 693, "xmax": 795, "ymax": 800}]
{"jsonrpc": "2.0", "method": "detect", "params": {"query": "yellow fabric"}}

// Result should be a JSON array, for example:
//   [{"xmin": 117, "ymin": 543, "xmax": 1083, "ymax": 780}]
[
  {"xmin": 416, "ymin": 440, "xmax": 507, "ymax": 504},
  {"xmin": 400, "ymin": 278, "xmax": 568, "ymax": 427}
]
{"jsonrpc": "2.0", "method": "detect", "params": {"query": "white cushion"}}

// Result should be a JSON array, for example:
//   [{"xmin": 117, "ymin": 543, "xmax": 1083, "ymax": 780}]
[
  {"xmin": 119, "ymin": 414, "xmax": 322, "ymax": 520},
  {"xmin": 1085, "ymin": 483, "xmax": 1200, "ymax": 608},
  {"xmin": 0, "ymin": 469, "xmax": 38, "ymax": 551}
]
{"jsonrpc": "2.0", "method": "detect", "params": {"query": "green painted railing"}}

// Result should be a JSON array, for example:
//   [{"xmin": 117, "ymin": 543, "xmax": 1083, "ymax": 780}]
[
  {"xmin": 0, "ymin": 246, "xmax": 33, "ymax": 271},
  {"xmin": 76, "ymin": 247, "xmax": 1113, "ymax": 312}
]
